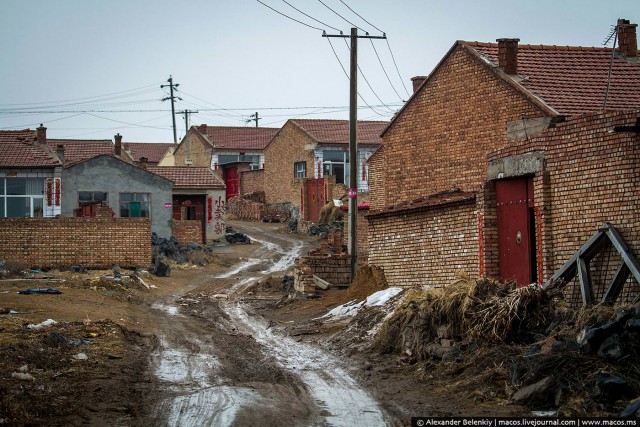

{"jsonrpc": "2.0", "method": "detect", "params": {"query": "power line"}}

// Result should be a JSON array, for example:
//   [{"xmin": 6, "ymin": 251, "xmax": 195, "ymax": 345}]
[
  {"xmin": 281, "ymin": 0, "xmax": 342, "ymax": 33},
  {"xmin": 317, "ymin": 0, "xmax": 362, "ymax": 32},
  {"xmin": 255, "ymin": 0, "xmax": 324, "ymax": 31},
  {"xmin": 370, "ymin": 39, "xmax": 404, "ymax": 102},
  {"xmin": 386, "ymin": 37, "xmax": 411, "ymax": 98},
  {"xmin": 84, "ymin": 112, "xmax": 172, "ymax": 130},
  {"xmin": 341, "ymin": 38, "xmax": 396, "ymax": 112},
  {"xmin": 0, "ymin": 113, "xmax": 86, "ymax": 130},
  {"xmin": 337, "ymin": 0, "xmax": 383, "ymax": 34}
]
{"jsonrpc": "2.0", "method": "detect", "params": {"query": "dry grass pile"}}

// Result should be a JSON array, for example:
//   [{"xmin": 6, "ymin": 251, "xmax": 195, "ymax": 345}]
[
  {"xmin": 318, "ymin": 198, "xmax": 346, "ymax": 224},
  {"xmin": 372, "ymin": 277, "xmax": 567, "ymax": 358}
]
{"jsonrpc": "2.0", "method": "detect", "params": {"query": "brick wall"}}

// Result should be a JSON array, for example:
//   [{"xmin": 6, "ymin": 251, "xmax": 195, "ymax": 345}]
[
  {"xmin": 263, "ymin": 122, "xmax": 316, "ymax": 206},
  {"xmin": 0, "ymin": 218, "xmax": 151, "ymax": 269},
  {"xmin": 367, "ymin": 200, "xmax": 478, "ymax": 288},
  {"xmin": 173, "ymin": 130, "xmax": 211, "ymax": 168},
  {"xmin": 368, "ymin": 147, "xmax": 386, "ymax": 210},
  {"xmin": 226, "ymin": 197, "xmax": 265, "ymax": 221},
  {"xmin": 487, "ymin": 110, "xmax": 640, "ymax": 287},
  {"xmin": 294, "ymin": 255, "xmax": 351, "ymax": 294},
  {"xmin": 379, "ymin": 46, "xmax": 546, "ymax": 207},
  {"xmin": 240, "ymin": 169, "xmax": 264, "ymax": 195},
  {"xmin": 172, "ymin": 219, "xmax": 203, "ymax": 244}
]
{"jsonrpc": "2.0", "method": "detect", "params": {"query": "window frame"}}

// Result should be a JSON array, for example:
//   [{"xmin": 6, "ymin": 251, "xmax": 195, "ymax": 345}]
[
  {"xmin": 294, "ymin": 161, "xmax": 307, "ymax": 179},
  {"xmin": 0, "ymin": 177, "xmax": 45, "ymax": 218},
  {"xmin": 119, "ymin": 192, "xmax": 151, "ymax": 218}
]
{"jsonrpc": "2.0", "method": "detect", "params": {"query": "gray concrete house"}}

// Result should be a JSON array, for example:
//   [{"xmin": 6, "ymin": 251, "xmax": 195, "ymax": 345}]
[{"xmin": 62, "ymin": 155, "xmax": 174, "ymax": 238}]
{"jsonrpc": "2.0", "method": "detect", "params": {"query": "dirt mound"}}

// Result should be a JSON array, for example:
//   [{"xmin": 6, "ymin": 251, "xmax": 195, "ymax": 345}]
[{"xmin": 321, "ymin": 264, "xmax": 388, "ymax": 309}]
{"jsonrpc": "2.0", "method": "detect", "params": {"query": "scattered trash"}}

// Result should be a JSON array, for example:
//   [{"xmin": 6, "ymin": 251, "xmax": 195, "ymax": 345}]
[
  {"xmin": 73, "ymin": 353, "xmax": 88, "ymax": 361},
  {"xmin": 72, "ymin": 265, "xmax": 89, "ymax": 274},
  {"xmin": 26, "ymin": 319, "xmax": 58, "ymax": 330},
  {"xmin": 46, "ymin": 332, "xmax": 91, "ymax": 346},
  {"xmin": 17, "ymin": 365, "xmax": 28, "ymax": 373},
  {"xmin": 0, "ymin": 308, "xmax": 19, "ymax": 315},
  {"xmin": 11, "ymin": 372, "xmax": 35, "ymax": 381},
  {"xmin": 18, "ymin": 287, "xmax": 63, "ymax": 295},
  {"xmin": 154, "ymin": 260, "xmax": 171, "ymax": 277},
  {"xmin": 225, "ymin": 227, "xmax": 251, "ymax": 244},
  {"xmin": 0, "ymin": 259, "xmax": 4, "ymax": 270},
  {"xmin": 31, "ymin": 269, "xmax": 44, "ymax": 274}
]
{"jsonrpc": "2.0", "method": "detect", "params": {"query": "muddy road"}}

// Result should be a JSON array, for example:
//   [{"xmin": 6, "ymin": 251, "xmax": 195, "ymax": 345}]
[{"xmin": 145, "ymin": 222, "xmax": 388, "ymax": 426}]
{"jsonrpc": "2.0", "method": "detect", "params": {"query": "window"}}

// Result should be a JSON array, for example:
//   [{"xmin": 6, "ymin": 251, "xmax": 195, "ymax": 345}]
[
  {"xmin": 322, "ymin": 150, "xmax": 349, "ymax": 186},
  {"xmin": 120, "ymin": 193, "xmax": 150, "ymax": 218},
  {"xmin": 217, "ymin": 154, "xmax": 260, "ymax": 169},
  {"xmin": 79, "ymin": 191, "xmax": 108, "ymax": 204},
  {"xmin": 0, "ymin": 178, "xmax": 45, "ymax": 218},
  {"xmin": 294, "ymin": 161, "xmax": 307, "ymax": 178}
]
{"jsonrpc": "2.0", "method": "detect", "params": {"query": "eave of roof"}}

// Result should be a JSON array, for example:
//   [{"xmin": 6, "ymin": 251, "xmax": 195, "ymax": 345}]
[{"xmin": 366, "ymin": 190, "xmax": 476, "ymax": 219}]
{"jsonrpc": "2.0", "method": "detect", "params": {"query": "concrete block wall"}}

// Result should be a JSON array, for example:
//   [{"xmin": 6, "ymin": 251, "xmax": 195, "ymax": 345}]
[
  {"xmin": 367, "ymin": 200, "xmax": 479, "ymax": 288},
  {"xmin": 0, "ymin": 218, "xmax": 151, "ymax": 269},
  {"xmin": 173, "ymin": 219, "xmax": 203, "ymax": 244}
]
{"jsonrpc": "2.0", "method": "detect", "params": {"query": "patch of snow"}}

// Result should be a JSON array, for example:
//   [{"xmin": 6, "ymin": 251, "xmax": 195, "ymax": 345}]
[
  {"xmin": 216, "ymin": 258, "xmax": 262, "ymax": 279},
  {"xmin": 322, "ymin": 288, "xmax": 404, "ymax": 319},
  {"xmin": 151, "ymin": 303, "xmax": 180, "ymax": 316}
]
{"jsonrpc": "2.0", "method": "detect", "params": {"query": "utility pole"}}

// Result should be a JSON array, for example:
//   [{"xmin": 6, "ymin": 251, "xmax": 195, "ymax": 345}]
[
  {"xmin": 246, "ymin": 112, "xmax": 260, "ymax": 128},
  {"xmin": 161, "ymin": 76, "xmax": 182, "ymax": 145},
  {"xmin": 323, "ymin": 28, "xmax": 386, "ymax": 279},
  {"xmin": 178, "ymin": 110, "xmax": 198, "ymax": 165}
]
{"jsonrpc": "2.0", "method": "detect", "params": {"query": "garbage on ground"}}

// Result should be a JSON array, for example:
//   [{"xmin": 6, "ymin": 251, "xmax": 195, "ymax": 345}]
[
  {"xmin": 151, "ymin": 232, "xmax": 216, "ymax": 272},
  {"xmin": 18, "ymin": 288, "xmax": 63, "ymax": 295},
  {"xmin": 72, "ymin": 353, "xmax": 88, "ymax": 361},
  {"xmin": 46, "ymin": 332, "xmax": 91, "ymax": 346},
  {"xmin": 0, "ymin": 308, "xmax": 19, "ymax": 314},
  {"xmin": 224, "ymin": 226, "xmax": 251, "ymax": 244},
  {"xmin": 72, "ymin": 265, "xmax": 88, "ymax": 274},
  {"xmin": 26, "ymin": 319, "xmax": 58, "ymax": 330},
  {"xmin": 11, "ymin": 372, "xmax": 35, "ymax": 381}
]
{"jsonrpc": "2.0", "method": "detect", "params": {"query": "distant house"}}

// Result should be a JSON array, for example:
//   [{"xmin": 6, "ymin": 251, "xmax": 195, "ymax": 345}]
[
  {"xmin": 124, "ymin": 142, "xmax": 175, "ymax": 166},
  {"xmin": 367, "ymin": 19, "xmax": 640, "ymax": 289},
  {"xmin": 172, "ymin": 124, "xmax": 279, "ymax": 200},
  {"xmin": 0, "ymin": 125, "xmax": 62, "ymax": 218},
  {"xmin": 263, "ymin": 119, "xmax": 387, "ymax": 218},
  {"xmin": 61, "ymin": 154, "xmax": 174, "ymax": 238},
  {"xmin": 148, "ymin": 166, "xmax": 226, "ymax": 243},
  {"xmin": 47, "ymin": 134, "xmax": 134, "ymax": 166}
]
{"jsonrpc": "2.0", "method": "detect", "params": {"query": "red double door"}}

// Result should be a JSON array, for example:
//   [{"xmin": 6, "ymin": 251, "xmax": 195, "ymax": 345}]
[{"xmin": 495, "ymin": 177, "xmax": 537, "ymax": 287}]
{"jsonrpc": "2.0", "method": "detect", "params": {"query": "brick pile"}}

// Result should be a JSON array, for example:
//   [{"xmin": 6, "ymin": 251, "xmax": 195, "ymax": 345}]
[
  {"xmin": 0, "ymin": 218, "xmax": 151, "ymax": 269},
  {"xmin": 226, "ymin": 196, "xmax": 265, "ymax": 221},
  {"xmin": 73, "ymin": 202, "xmax": 115, "ymax": 218},
  {"xmin": 172, "ymin": 220, "xmax": 203, "ymax": 244},
  {"xmin": 294, "ymin": 255, "xmax": 352, "ymax": 294}
]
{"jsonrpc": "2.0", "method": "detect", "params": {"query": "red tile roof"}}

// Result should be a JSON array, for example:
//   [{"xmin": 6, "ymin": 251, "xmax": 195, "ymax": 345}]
[
  {"xmin": 148, "ymin": 166, "xmax": 225, "ymax": 189},
  {"xmin": 124, "ymin": 142, "xmax": 173, "ymax": 163},
  {"xmin": 367, "ymin": 189, "xmax": 476, "ymax": 218},
  {"xmin": 291, "ymin": 119, "xmax": 387, "ymax": 145},
  {"xmin": 47, "ymin": 139, "xmax": 116, "ymax": 164},
  {"xmin": 464, "ymin": 42, "xmax": 640, "ymax": 115},
  {"xmin": 196, "ymin": 125, "xmax": 279, "ymax": 150},
  {"xmin": 0, "ymin": 130, "xmax": 61, "ymax": 168}
]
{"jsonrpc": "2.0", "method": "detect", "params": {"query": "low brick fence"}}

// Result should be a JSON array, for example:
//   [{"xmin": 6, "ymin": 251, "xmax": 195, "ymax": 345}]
[
  {"xmin": 0, "ymin": 217, "xmax": 151, "ymax": 269},
  {"xmin": 227, "ymin": 196, "xmax": 265, "ymax": 221},
  {"xmin": 172, "ymin": 219, "xmax": 203, "ymax": 244},
  {"xmin": 294, "ymin": 255, "xmax": 351, "ymax": 294}
]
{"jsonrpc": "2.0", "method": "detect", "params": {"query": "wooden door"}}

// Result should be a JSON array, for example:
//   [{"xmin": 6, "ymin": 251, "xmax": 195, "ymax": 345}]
[
  {"xmin": 496, "ymin": 177, "xmax": 535, "ymax": 287},
  {"xmin": 224, "ymin": 167, "xmax": 239, "ymax": 200},
  {"xmin": 304, "ymin": 178, "xmax": 325, "ymax": 223}
]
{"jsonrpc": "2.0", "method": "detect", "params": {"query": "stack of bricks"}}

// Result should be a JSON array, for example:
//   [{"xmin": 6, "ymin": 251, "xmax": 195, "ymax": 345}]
[
  {"xmin": 226, "ymin": 196, "xmax": 265, "ymax": 221},
  {"xmin": 0, "ymin": 217, "xmax": 151, "ymax": 269},
  {"xmin": 73, "ymin": 202, "xmax": 115, "ymax": 218},
  {"xmin": 172, "ymin": 220, "xmax": 203, "ymax": 244},
  {"xmin": 293, "ymin": 254, "xmax": 352, "ymax": 294},
  {"xmin": 308, "ymin": 229, "xmax": 344, "ymax": 256}
]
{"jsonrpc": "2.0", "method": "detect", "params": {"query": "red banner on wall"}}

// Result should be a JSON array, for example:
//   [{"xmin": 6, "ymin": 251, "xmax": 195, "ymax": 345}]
[
  {"xmin": 207, "ymin": 195, "xmax": 213, "ymax": 224},
  {"xmin": 46, "ymin": 179, "xmax": 53, "ymax": 207}
]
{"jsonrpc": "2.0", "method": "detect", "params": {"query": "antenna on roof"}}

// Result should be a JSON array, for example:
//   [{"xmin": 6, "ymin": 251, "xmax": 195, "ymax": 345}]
[
  {"xmin": 602, "ymin": 25, "xmax": 617, "ymax": 46},
  {"xmin": 602, "ymin": 21, "xmax": 619, "ymax": 109}
]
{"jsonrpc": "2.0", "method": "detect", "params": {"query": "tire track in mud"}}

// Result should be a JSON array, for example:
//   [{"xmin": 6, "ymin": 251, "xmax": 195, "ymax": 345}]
[{"xmin": 150, "ymin": 224, "xmax": 387, "ymax": 426}]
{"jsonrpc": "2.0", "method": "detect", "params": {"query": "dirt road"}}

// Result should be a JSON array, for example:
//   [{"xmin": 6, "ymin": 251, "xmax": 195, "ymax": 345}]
[{"xmin": 146, "ymin": 222, "xmax": 387, "ymax": 426}]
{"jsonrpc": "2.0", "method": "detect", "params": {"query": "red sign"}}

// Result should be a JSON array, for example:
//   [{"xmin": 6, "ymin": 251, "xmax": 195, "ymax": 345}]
[{"xmin": 348, "ymin": 188, "xmax": 357, "ymax": 198}]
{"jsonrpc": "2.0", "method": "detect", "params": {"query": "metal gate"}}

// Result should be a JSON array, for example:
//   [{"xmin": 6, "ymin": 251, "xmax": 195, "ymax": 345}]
[
  {"xmin": 224, "ymin": 167, "xmax": 239, "ymax": 200},
  {"xmin": 496, "ymin": 177, "xmax": 536, "ymax": 287}
]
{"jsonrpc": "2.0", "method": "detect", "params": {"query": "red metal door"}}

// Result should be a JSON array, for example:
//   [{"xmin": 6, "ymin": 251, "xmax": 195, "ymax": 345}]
[
  {"xmin": 224, "ymin": 167, "xmax": 239, "ymax": 200},
  {"xmin": 496, "ymin": 177, "xmax": 534, "ymax": 287},
  {"xmin": 304, "ymin": 178, "xmax": 325, "ymax": 222}
]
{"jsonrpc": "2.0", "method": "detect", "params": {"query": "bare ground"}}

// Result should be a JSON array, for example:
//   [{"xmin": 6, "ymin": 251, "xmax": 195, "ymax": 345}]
[{"xmin": 0, "ymin": 220, "xmax": 529, "ymax": 426}]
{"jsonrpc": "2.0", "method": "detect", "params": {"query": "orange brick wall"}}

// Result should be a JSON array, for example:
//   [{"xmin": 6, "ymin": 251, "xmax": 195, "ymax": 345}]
[
  {"xmin": 487, "ymin": 110, "xmax": 640, "ymax": 282},
  {"xmin": 380, "ymin": 46, "xmax": 546, "ymax": 208},
  {"xmin": 173, "ymin": 130, "xmax": 211, "ymax": 168},
  {"xmin": 172, "ymin": 219, "xmax": 203, "ymax": 244},
  {"xmin": 240, "ymin": 169, "xmax": 264, "ymax": 196},
  {"xmin": 367, "ymin": 201, "xmax": 478, "ymax": 288},
  {"xmin": 368, "ymin": 147, "xmax": 386, "ymax": 210},
  {"xmin": 263, "ymin": 122, "xmax": 316, "ymax": 206},
  {"xmin": 0, "ymin": 218, "xmax": 151, "ymax": 269}
]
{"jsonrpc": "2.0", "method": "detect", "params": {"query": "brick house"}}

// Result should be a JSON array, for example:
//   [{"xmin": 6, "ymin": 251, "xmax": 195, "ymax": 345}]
[
  {"xmin": 172, "ymin": 124, "xmax": 279, "ymax": 200},
  {"xmin": 367, "ymin": 19, "xmax": 640, "ymax": 289},
  {"xmin": 148, "ymin": 166, "xmax": 226, "ymax": 243},
  {"xmin": 124, "ymin": 142, "xmax": 174, "ymax": 167},
  {"xmin": 263, "ymin": 119, "xmax": 387, "ymax": 219},
  {"xmin": 0, "ymin": 126, "xmax": 62, "ymax": 218}
]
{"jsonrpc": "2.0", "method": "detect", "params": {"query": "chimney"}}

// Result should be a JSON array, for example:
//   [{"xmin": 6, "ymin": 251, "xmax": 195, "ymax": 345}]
[
  {"xmin": 56, "ymin": 144, "xmax": 65, "ymax": 166},
  {"xmin": 497, "ymin": 38, "xmax": 520, "ymax": 74},
  {"xmin": 411, "ymin": 76, "xmax": 427, "ymax": 94},
  {"xmin": 198, "ymin": 124, "xmax": 207, "ymax": 134},
  {"xmin": 36, "ymin": 124, "xmax": 47, "ymax": 145},
  {"xmin": 114, "ymin": 133, "xmax": 122, "ymax": 156},
  {"xmin": 139, "ymin": 156, "xmax": 148, "ymax": 170},
  {"xmin": 617, "ymin": 19, "xmax": 638, "ymax": 57}
]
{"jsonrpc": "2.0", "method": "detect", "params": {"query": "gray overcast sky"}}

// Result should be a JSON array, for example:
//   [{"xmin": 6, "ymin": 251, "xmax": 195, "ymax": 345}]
[{"xmin": 1, "ymin": 0, "xmax": 638, "ymax": 142}]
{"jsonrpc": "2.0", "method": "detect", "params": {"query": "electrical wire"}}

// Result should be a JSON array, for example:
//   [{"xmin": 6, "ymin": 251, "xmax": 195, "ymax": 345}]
[
  {"xmin": 341, "ymin": 38, "xmax": 396, "ymax": 112},
  {"xmin": 255, "ymin": 0, "xmax": 324, "ymax": 31},
  {"xmin": 281, "ymin": 0, "xmax": 342, "ymax": 33},
  {"xmin": 338, "ymin": 0, "xmax": 383, "ymax": 34},
  {"xmin": 84, "ymin": 112, "xmax": 172, "ymax": 130},
  {"xmin": 0, "ymin": 113, "xmax": 86, "ymax": 130},
  {"xmin": 386, "ymin": 37, "xmax": 411, "ymax": 98},
  {"xmin": 317, "ymin": 0, "xmax": 362, "ymax": 32},
  {"xmin": 369, "ymin": 39, "xmax": 404, "ymax": 102}
]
